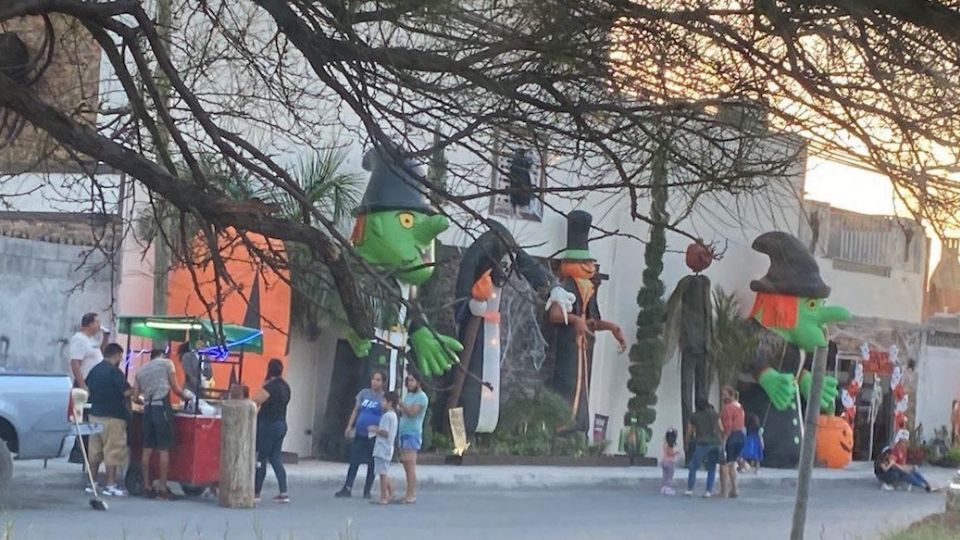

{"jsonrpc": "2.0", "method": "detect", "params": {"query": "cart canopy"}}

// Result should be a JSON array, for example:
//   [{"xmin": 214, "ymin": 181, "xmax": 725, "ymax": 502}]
[{"xmin": 117, "ymin": 315, "xmax": 264, "ymax": 354}]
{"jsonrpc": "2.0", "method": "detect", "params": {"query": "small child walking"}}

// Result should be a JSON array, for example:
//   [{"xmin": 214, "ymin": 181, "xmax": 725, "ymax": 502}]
[
  {"xmin": 661, "ymin": 428, "xmax": 680, "ymax": 495},
  {"xmin": 740, "ymin": 413, "xmax": 764, "ymax": 474},
  {"xmin": 369, "ymin": 391, "xmax": 400, "ymax": 505}
]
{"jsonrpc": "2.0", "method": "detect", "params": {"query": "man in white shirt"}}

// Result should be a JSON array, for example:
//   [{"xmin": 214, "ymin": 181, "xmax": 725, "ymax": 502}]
[{"xmin": 69, "ymin": 312, "xmax": 108, "ymax": 390}]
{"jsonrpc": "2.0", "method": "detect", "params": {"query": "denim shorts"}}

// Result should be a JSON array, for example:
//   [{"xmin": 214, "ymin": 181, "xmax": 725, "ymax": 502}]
[{"xmin": 399, "ymin": 433, "xmax": 422, "ymax": 451}]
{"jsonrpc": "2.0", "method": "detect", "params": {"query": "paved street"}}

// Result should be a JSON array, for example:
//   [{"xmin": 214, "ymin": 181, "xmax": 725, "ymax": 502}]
[{"xmin": 1, "ymin": 460, "xmax": 952, "ymax": 540}]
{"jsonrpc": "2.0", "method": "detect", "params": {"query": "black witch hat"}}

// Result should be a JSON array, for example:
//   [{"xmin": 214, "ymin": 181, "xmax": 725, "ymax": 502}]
[
  {"xmin": 356, "ymin": 142, "xmax": 436, "ymax": 215},
  {"xmin": 750, "ymin": 231, "xmax": 830, "ymax": 299},
  {"xmin": 560, "ymin": 210, "xmax": 594, "ymax": 261}
]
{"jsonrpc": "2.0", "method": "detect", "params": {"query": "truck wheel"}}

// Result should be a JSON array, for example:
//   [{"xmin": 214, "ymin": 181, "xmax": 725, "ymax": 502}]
[
  {"xmin": 0, "ymin": 440, "xmax": 12, "ymax": 497},
  {"xmin": 125, "ymin": 464, "xmax": 143, "ymax": 497}
]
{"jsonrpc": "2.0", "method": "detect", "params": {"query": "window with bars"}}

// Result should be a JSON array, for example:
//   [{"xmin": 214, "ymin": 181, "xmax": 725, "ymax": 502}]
[{"xmin": 489, "ymin": 134, "xmax": 546, "ymax": 222}]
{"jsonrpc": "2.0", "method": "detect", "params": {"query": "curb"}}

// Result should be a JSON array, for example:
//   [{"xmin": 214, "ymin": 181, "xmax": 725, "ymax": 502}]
[{"xmin": 288, "ymin": 472, "xmax": 882, "ymax": 491}]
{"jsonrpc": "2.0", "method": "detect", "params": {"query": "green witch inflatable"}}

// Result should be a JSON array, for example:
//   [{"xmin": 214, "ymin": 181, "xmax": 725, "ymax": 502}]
[
  {"xmin": 343, "ymin": 143, "xmax": 463, "ymax": 379},
  {"xmin": 739, "ymin": 232, "xmax": 850, "ymax": 468}
]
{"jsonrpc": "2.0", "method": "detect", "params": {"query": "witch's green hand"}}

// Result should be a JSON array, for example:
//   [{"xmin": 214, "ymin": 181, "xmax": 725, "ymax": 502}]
[
  {"xmin": 346, "ymin": 331, "xmax": 372, "ymax": 358},
  {"xmin": 759, "ymin": 368, "xmax": 799, "ymax": 411},
  {"xmin": 799, "ymin": 371, "xmax": 839, "ymax": 413},
  {"xmin": 410, "ymin": 327, "xmax": 462, "ymax": 377}
]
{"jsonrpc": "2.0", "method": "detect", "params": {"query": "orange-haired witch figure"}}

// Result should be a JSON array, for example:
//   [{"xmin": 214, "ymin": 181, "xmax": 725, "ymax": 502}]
[
  {"xmin": 738, "ymin": 232, "xmax": 850, "ymax": 468},
  {"xmin": 546, "ymin": 211, "xmax": 626, "ymax": 433}
]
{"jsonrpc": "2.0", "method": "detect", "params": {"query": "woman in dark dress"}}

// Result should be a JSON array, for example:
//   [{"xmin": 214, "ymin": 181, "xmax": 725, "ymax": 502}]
[{"xmin": 253, "ymin": 358, "xmax": 292, "ymax": 503}]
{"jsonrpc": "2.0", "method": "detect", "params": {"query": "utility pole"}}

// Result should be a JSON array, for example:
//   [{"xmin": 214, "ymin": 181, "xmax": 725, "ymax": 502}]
[
  {"xmin": 790, "ymin": 346, "xmax": 828, "ymax": 540},
  {"xmin": 151, "ymin": 0, "xmax": 173, "ymax": 316}
]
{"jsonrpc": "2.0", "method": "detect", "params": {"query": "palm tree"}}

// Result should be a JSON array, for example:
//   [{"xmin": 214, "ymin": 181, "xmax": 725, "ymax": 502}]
[
  {"xmin": 139, "ymin": 148, "xmax": 363, "ymax": 333},
  {"xmin": 709, "ymin": 288, "xmax": 756, "ymax": 400}
]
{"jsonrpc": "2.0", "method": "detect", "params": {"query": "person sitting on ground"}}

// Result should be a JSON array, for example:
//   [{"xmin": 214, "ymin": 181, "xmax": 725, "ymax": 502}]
[
  {"xmin": 371, "ymin": 391, "xmax": 400, "ymax": 505},
  {"xmin": 132, "ymin": 349, "xmax": 194, "ymax": 500},
  {"xmin": 85, "ymin": 343, "xmax": 132, "ymax": 497},
  {"xmin": 874, "ymin": 446, "xmax": 936, "ymax": 492}
]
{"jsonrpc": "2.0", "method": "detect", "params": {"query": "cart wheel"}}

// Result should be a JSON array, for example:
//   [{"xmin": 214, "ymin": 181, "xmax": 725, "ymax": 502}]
[
  {"xmin": 125, "ymin": 464, "xmax": 143, "ymax": 496},
  {"xmin": 180, "ymin": 484, "xmax": 206, "ymax": 497}
]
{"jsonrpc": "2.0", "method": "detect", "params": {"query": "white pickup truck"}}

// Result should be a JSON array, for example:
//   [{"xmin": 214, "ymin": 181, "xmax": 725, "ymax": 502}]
[{"xmin": 0, "ymin": 372, "xmax": 95, "ymax": 494}]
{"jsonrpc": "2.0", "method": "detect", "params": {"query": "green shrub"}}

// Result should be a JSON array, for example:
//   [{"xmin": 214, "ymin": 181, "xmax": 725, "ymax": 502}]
[{"xmin": 472, "ymin": 389, "xmax": 605, "ymax": 457}]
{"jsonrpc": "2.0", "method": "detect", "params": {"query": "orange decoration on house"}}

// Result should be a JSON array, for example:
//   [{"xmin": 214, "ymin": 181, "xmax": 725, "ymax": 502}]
[
  {"xmin": 167, "ymin": 229, "xmax": 291, "ymax": 389},
  {"xmin": 816, "ymin": 414, "xmax": 854, "ymax": 469}
]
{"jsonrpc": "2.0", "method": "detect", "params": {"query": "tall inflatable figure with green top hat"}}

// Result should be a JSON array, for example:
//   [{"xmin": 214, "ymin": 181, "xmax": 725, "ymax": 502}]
[
  {"xmin": 739, "ymin": 232, "xmax": 851, "ymax": 468},
  {"xmin": 546, "ymin": 211, "xmax": 627, "ymax": 433},
  {"xmin": 346, "ymin": 143, "xmax": 462, "ymax": 379}
]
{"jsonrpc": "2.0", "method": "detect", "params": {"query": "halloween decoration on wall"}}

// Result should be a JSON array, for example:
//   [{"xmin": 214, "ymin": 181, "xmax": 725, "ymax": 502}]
[
  {"xmin": 739, "ymin": 231, "xmax": 851, "ymax": 468},
  {"xmin": 0, "ymin": 17, "xmax": 55, "ymax": 147},
  {"xmin": 815, "ymin": 414, "xmax": 854, "ymax": 469},
  {"xmin": 663, "ymin": 241, "xmax": 716, "ymax": 446},
  {"xmin": 546, "ymin": 211, "xmax": 627, "ymax": 433},
  {"xmin": 167, "ymin": 231, "xmax": 291, "ymax": 388},
  {"xmin": 889, "ymin": 347, "xmax": 910, "ymax": 432},
  {"xmin": 840, "ymin": 360, "xmax": 864, "ymax": 426},
  {"xmin": 507, "ymin": 148, "xmax": 534, "ymax": 210},
  {"xmin": 345, "ymin": 143, "xmax": 462, "ymax": 382},
  {"xmin": 451, "ymin": 221, "xmax": 573, "ymax": 433}
]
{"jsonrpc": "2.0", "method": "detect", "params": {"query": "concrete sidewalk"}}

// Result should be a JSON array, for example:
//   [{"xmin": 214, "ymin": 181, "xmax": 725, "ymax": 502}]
[{"xmin": 287, "ymin": 459, "xmax": 960, "ymax": 491}]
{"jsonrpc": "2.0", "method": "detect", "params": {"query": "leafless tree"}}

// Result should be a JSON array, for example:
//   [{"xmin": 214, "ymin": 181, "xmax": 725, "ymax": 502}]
[{"xmin": 1, "ymin": 0, "xmax": 959, "ymax": 338}]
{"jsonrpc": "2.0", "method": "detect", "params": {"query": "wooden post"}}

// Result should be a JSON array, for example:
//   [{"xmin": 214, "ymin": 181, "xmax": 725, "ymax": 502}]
[
  {"xmin": 946, "ymin": 470, "xmax": 960, "ymax": 514},
  {"xmin": 219, "ymin": 399, "xmax": 257, "ymax": 508},
  {"xmin": 790, "ymin": 346, "xmax": 828, "ymax": 540}
]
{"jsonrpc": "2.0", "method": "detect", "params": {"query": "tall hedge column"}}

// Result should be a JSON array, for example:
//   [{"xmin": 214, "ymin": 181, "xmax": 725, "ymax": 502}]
[{"xmin": 626, "ymin": 146, "xmax": 669, "ymax": 437}]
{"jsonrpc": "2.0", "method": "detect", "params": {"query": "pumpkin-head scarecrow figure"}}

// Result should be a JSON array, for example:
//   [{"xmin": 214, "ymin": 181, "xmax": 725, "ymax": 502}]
[
  {"xmin": 347, "ymin": 143, "xmax": 462, "ymax": 380},
  {"xmin": 663, "ymin": 241, "xmax": 716, "ymax": 448},
  {"xmin": 740, "ymin": 231, "xmax": 851, "ymax": 468},
  {"xmin": 452, "ymin": 221, "xmax": 572, "ymax": 434},
  {"xmin": 546, "ymin": 210, "xmax": 627, "ymax": 433}
]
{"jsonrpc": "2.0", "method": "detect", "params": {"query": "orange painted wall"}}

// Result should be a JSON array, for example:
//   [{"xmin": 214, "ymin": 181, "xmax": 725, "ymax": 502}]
[{"xmin": 167, "ymin": 230, "xmax": 291, "ymax": 392}]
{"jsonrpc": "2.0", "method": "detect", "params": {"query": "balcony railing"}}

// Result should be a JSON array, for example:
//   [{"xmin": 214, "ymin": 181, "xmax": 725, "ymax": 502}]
[{"xmin": 802, "ymin": 201, "xmax": 925, "ymax": 276}]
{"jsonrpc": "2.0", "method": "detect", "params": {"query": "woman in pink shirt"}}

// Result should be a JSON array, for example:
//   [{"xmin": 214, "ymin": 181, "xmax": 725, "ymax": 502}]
[{"xmin": 719, "ymin": 387, "xmax": 746, "ymax": 498}]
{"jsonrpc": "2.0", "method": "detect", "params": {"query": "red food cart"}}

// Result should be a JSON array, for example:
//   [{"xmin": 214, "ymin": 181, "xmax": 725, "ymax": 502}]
[
  {"xmin": 126, "ymin": 411, "xmax": 221, "ymax": 496},
  {"xmin": 117, "ymin": 315, "xmax": 263, "ymax": 497}
]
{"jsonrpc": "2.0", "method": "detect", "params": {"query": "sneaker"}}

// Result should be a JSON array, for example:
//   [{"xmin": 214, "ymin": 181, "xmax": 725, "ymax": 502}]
[
  {"xmin": 703, "ymin": 492, "xmax": 713, "ymax": 499},
  {"xmin": 84, "ymin": 485, "xmax": 98, "ymax": 494},
  {"xmin": 684, "ymin": 490, "xmax": 693, "ymax": 497},
  {"xmin": 661, "ymin": 487, "xmax": 675, "ymax": 496},
  {"xmin": 274, "ymin": 494, "xmax": 290, "ymax": 504},
  {"xmin": 104, "ymin": 485, "xmax": 127, "ymax": 497},
  {"xmin": 881, "ymin": 484, "xmax": 894, "ymax": 491},
  {"xmin": 363, "ymin": 492, "xmax": 373, "ymax": 500},
  {"xmin": 334, "ymin": 488, "xmax": 351, "ymax": 498}
]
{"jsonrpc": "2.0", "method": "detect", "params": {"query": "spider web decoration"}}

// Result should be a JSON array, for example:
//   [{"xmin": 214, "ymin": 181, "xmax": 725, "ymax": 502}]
[
  {"xmin": 0, "ymin": 15, "xmax": 55, "ymax": 148},
  {"xmin": 498, "ymin": 270, "xmax": 547, "ymax": 400}
]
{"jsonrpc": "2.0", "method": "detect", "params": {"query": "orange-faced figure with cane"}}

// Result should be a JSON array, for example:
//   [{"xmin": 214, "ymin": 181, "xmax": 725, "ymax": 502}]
[{"xmin": 546, "ymin": 211, "xmax": 626, "ymax": 434}]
